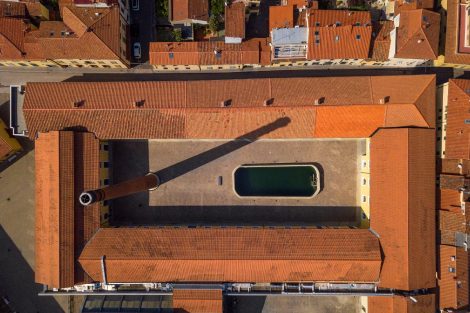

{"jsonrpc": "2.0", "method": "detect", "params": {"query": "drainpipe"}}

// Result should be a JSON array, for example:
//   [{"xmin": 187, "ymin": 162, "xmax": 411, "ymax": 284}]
[{"xmin": 79, "ymin": 173, "xmax": 160, "ymax": 206}]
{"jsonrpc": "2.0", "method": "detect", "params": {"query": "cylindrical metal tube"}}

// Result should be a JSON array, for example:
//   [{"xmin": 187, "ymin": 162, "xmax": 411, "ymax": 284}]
[{"xmin": 79, "ymin": 173, "xmax": 159, "ymax": 206}]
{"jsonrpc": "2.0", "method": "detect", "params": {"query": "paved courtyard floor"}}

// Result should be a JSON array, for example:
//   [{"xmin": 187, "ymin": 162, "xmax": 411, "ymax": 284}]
[
  {"xmin": 228, "ymin": 295, "xmax": 363, "ymax": 313},
  {"xmin": 112, "ymin": 139, "xmax": 363, "ymax": 226}
]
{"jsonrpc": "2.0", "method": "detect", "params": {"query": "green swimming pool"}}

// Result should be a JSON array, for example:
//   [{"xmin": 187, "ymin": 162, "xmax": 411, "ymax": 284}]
[{"xmin": 234, "ymin": 164, "xmax": 320, "ymax": 197}]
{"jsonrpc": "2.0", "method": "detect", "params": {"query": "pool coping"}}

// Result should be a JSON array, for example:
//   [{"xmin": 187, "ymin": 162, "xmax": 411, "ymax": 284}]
[{"xmin": 232, "ymin": 163, "xmax": 322, "ymax": 199}]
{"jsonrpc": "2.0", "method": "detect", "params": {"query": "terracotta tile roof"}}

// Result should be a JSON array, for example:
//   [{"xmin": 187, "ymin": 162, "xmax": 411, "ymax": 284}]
[
  {"xmin": 368, "ymin": 294, "xmax": 436, "ymax": 313},
  {"xmin": 269, "ymin": 5, "xmax": 294, "ymax": 30},
  {"xmin": 0, "ymin": 1, "xmax": 27, "ymax": 18},
  {"xmin": 171, "ymin": 0, "xmax": 209, "ymax": 22},
  {"xmin": 22, "ymin": 76, "xmax": 436, "ymax": 139},
  {"xmin": 439, "ymin": 189, "xmax": 462, "ymax": 212},
  {"xmin": 394, "ymin": 0, "xmax": 434, "ymax": 15},
  {"xmin": 444, "ymin": 0, "xmax": 470, "ymax": 64},
  {"xmin": 0, "ymin": 17, "xmax": 30, "ymax": 60},
  {"xmin": 35, "ymin": 131, "xmax": 100, "ymax": 288},
  {"xmin": 173, "ymin": 289, "xmax": 222, "ymax": 313},
  {"xmin": 35, "ymin": 131, "xmax": 75, "ymax": 289},
  {"xmin": 150, "ymin": 41, "xmax": 260, "ymax": 66},
  {"xmin": 79, "ymin": 228, "xmax": 382, "ymax": 283},
  {"xmin": 395, "ymin": 9, "xmax": 440, "ymax": 59},
  {"xmin": 371, "ymin": 21, "xmax": 394, "ymax": 61},
  {"xmin": 37, "ymin": 21, "xmax": 76, "ymax": 38},
  {"xmin": 307, "ymin": 9, "xmax": 371, "ymax": 27},
  {"xmin": 439, "ymin": 210, "xmax": 469, "ymax": 234},
  {"xmin": 225, "ymin": 2, "xmax": 245, "ymax": 38},
  {"xmin": 370, "ymin": 128, "xmax": 436, "ymax": 290},
  {"xmin": 439, "ymin": 245, "xmax": 469, "ymax": 310},
  {"xmin": 307, "ymin": 25, "xmax": 372, "ymax": 59},
  {"xmin": 445, "ymin": 80, "xmax": 470, "ymax": 159}
]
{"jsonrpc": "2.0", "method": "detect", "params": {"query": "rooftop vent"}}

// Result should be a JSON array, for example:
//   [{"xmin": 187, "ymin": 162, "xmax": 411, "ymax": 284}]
[
  {"xmin": 95, "ymin": 12, "xmax": 101, "ymax": 16},
  {"xmin": 221, "ymin": 99, "xmax": 232, "ymax": 107},
  {"xmin": 134, "ymin": 100, "xmax": 145, "ymax": 108},
  {"xmin": 335, "ymin": 35, "xmax": 340, "ymax": 41},
  {"xmin": 449, "ymin": 266, "xmax": 456, "ymax": 273},
  {"xmin": 379, "ymin": 96, "xmax": 390, "ymax": 104},
  {"xmin": 417, "ymin": 39, "xmax": 423, "ymax": 43},
  {"xmin": 73, "ymin": 100, "xmax": 85, "ymax": 108},
  {"xmin": 264, "ymin": 98, "xmax": 274, "ymax": 106},
  {"xmin": 314, "ymin": 97, "xmax": 325, "ymax": 105}
]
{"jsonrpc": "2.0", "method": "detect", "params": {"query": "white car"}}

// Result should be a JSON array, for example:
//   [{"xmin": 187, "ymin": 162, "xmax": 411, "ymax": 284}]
[
  {"xmin": 131, "ymin": 0, "xmax": 139, "ymax": 11},
  {"xmin": 133, "ymin": 42, "xmax": 141, "ymax": 59}
]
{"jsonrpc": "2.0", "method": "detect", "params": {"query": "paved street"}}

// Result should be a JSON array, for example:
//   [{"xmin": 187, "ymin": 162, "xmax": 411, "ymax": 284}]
[
  {"xmin": 129, "ymin": 0, "xmax": 156, "ymax": 64},
  {"xmin": 0, "ymin": 65, "xmax": 461, "ymax": 87}
]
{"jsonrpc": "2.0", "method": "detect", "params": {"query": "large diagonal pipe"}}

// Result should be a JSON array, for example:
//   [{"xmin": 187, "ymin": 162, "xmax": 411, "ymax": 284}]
[{"xmin": 79, "ymin": 173, "xmax": 159, "ymax": 206}]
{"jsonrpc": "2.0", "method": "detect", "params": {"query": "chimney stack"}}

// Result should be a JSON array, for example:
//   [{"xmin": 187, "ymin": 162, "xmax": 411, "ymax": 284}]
[{"xmin": 79, "ymin": 173, "xmax": 160, "ymax": 206}]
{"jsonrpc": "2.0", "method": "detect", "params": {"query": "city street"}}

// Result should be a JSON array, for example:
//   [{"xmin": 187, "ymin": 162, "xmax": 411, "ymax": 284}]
[{"xmin": 129, "ymin": 0, "xmax": 157, "ymax": 64}]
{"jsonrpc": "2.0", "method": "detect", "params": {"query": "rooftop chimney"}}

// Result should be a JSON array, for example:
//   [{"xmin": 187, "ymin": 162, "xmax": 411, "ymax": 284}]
[
  {"xmin": 264, "ymin": 98, "xmax": 274, "ymax": 106},
  {"xmin": 79, "ymin": 173, "xmax": 160, "ymax": 206},
  {"xmin": 379, "ymin": 96, "xmax": 390, "ymax": 104},
  {"xmin": 314, "ymin": 97, "xmax": 325, "ymax": 105}
]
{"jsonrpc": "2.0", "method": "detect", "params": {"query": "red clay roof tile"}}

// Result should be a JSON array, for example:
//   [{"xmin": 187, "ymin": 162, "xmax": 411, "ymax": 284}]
[
  {"xmin": 79, "ymin": 228, "xmax": 382, "ymax": 283},
  {"xmin": 225, "ymin": 2, "xmax": 245, "ymax": 38},
  {"xmin": 370, "ymin": 128, "xmax": 436, "ymax": 290},
  {"xmin": 439, "ymin": 245, "xmax": 469, "ymax": 310}
]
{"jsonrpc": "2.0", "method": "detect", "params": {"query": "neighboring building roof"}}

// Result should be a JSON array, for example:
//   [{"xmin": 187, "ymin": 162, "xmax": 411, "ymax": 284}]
[
  {"xmin": 439, "ymin": 189, "xmax": 462, "ymax": 212},
  {"xmin": 370, "ymin": 128, "xmax": 436, "ymax": 290},
  {"xmin": 22, "ymin": 76, "xmax": 436, "ymax": 140},
  {"xmin": 0, "ymin": 1, "xmax": 27, "ymax": 18},
  {"xmin": 445, "ymin": 0, "xmax": 470, "ymax": 64},
  {"xmin": 307, "ymin": 9, "xmax": 371, "ymax": 27},
  {"xmin": 170, "ymin": 0, "xmax": 209, "ymax": 22},
  {"xmin": 445, "ymin": 79, "xmax": 470, "ymax": 159},
  {"xmin": 368, "ymin": 294, "xmax": 436, "ymax": 313},
  {"xmin": 439, "ymin": 209, "xmax": 470, "ymax": 246},
  {"xmin": 0, "ymin": 17, "xmax": 30, "ymax": 60},
  {"xmin": 35, "ymin": 131, "xmax": 100, "ymax": 289},
  {"xmin": 371, "ymin": 20, "xmax": 394, "ymax": 61},
  {"xmin": 79, "ymin": 228, "xmax": 382, "ymax": 283},
  {"xmin": 439, "ymin": 245, "xmax": 469, "ymax": 310},
  {"xmin": 271, "ymin": 27, "xmax": 308, "ymax": 45},
  {"xmin": 269, "ymin": 5, "xmax": 294, "ymax": 30},
  {"xmin": 149, "ymin": 41, "xmax": 260, "ymax": 66},
  {"xmin": 395, "ymin": 9, "xmax": 440, "ymax": 60},
  {"xmin": 307, "ymin": 25, "xmax": 372, "ymax": 59},
  {"xmin": 0, "ymin": 4, "xmax": 126, "ymax": 63},
  {"xmin": 394, "ymin": 0, "xmax": 434, "ymax": 15},
  {"xmin": 173, "ymin": 289, "xmax": 223, "ymax": 313},
  {"xmin": 34, "ymin": 5, "xmax": 123, "ymax": 61},
  {"xmin": 225, "ymin": 2, "xmax": 245, "ymax": 39}
]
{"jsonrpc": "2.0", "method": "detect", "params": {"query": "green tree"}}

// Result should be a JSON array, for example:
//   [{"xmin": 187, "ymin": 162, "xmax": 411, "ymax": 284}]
[
  {"xmin": 208, "ymin": 15, "xmax": 221, "ymax": 34},
  {"xmin": 172, "ymin": 28, "xmax": 183, "ymax": 42}
]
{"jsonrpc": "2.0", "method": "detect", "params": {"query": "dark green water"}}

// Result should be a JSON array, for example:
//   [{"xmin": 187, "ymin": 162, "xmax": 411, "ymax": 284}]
[{"xmin": 234, "ymin": 165, "xmax": 318, "ymax": 197}]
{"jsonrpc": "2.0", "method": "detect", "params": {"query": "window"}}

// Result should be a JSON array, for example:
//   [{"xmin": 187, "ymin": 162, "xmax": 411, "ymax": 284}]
[
  {"xmin": 169, "ymin": 52, "xmax": 174, "ymax": 59},
  {"xmin": 314, "ymin": 31, "xmax": 319, "ymax": 35},
  {"xmin": 356, "ymin": 34, "xmax": 361, "ymax": 40},
  {"xmin": 362, "ymin": 195, "xmax": 368, "ymax": 203},
  {"xmin": 315, "ymin": 21, "xmax": 320, "ymax": 26},
  {"xmin": 103, "ymin": 161, "xmax": 110, "ymax": 168},
  {"xmin": 102, "ymin": 144, "xmax": 109, "ymax": 151},
  {"xmin": 335, "ymin": 21, "xmax": 341, "ymax": 26},
  {"xmin": 315, "ymin": 39, "xmax": 320, "ymax": 44},
  {"xmin": 362, "ymin": 177, "xmax": 367, "ymax": 185},
  {"xmin": 356, "ymin": 22, "xmax": 361, "ymax": 26},
  {"xmin": 103, "ymin": 178, "xmax": 110, "ymax": 185},
  {"xmin": 362, "ymin": 160, "xmax": 367, "ymax": 168},
  {"xmin": 335, "ymin": 35, "xmax": 340, "ymax": 41},
  {"xmin": 103, "ymin": 200, "xmax": 109, "ymax": 206}
]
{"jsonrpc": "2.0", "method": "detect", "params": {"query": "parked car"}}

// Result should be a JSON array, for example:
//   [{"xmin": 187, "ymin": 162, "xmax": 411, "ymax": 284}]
[
  {"xmin": 131, "ymin": 0, "xmax": 139, "ymax": 10},
  {"xmin": 133, "ymin": 42, "xmax": 141, "ymax": 60}
]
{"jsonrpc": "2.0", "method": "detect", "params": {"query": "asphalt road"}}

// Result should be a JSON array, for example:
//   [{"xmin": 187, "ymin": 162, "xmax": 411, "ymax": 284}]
[
  {"xmin": 129, "ymin": 0, "xmax": 156, "ymax": 64},
  {"xmin": 0, "ymin": 66, "xmax": 464, "ymax": 87}
]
